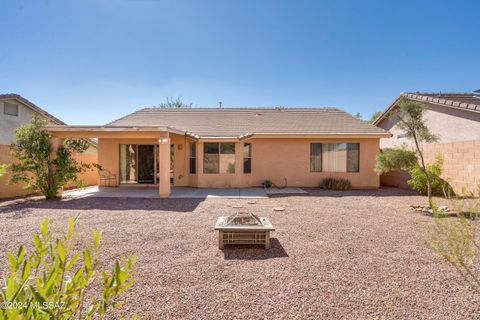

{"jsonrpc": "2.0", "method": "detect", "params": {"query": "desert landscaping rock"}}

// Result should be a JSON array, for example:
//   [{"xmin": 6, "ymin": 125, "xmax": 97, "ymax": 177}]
[
  {"xmin": 0, "ymin": 188, "xmax": 478, "ymax": 319},
  {"xmin": 273, "ymin": 206, "xmax": 285, "ymax": 212}
]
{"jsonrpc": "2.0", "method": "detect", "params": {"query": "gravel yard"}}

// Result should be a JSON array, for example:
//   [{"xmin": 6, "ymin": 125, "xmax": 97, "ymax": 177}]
[{"xmin": 0, "ymin": 188, "xmax": 479, "ymax": 319}]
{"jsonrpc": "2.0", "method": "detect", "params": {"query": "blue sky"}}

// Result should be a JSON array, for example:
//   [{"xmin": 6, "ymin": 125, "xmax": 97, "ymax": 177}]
[{"xmin": 1, "ymin": 0, "xmax": 479, "ymax": 125}]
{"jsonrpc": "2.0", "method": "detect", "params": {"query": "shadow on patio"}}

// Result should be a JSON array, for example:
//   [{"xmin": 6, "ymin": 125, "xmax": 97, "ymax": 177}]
[
  {"xmin": 222, "ymin": 238, "xmax": 289, "ymax": 260},
  {"xmin": 0, "ymin": 197, "xmax": 205, "ymax": 214}
]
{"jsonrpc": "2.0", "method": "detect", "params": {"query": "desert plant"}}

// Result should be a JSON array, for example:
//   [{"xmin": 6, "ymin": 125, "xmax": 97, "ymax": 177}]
[
  {"xmin": 262, "ymin": 180, "xmax": 273, "ymax": 188},
  {"xmin": 0, "ymin": 164, "xmax": 6, "ymax": 177},
  {"xmin": 157, "ymin": 96, "xmax": 192, "ymax": 108},
  {"xmin": 374, "ymin": 147, "xmax": 418, "ymax": 174},
  {"xmin": 407, "ymin": 156, "xmax": 444, "ymax": 196},
  {"xmin": 428, "ymin": 198, "xmax": 480, "ymax": 297},
  {"xmin": 9, "ymin": 117, "xmax": 95, "ymax": 199},
  {"xmin": 392, "ymin": 97, "xmax": 438, "ymax": 207},
  {"xmin": 321, "ymin": 177, "xmax": 352, "ymax": 191},
  {"xmin": 0, "ymin": 216, "xmax": 135, "ymax": 319}
]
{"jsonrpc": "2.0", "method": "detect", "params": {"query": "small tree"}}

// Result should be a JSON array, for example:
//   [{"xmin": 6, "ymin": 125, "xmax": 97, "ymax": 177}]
[
  {"xmin": 9, "ymin": 117, "xmax": 94, "ymax": 199},
  {"xmin": 0, "ymin": 216, "xmax": 136, "ymax": 319},
  {"xmin": 369, "ymin": 111, "xmax": 382, "ymax": 124},
  {"xmin": 374, "ymin": 147, "xmax": 418, "ymax": 174},
  {"xmin": 354, "ymin": 112, "xmax": 362, "ymax": 119},
  {"xmin": 392, "ymin": 98, "xmax": 438, "ymax": 207},
  {"xmin": 157, "ymin": 96, "xmax": 192, "ymax": 108}
]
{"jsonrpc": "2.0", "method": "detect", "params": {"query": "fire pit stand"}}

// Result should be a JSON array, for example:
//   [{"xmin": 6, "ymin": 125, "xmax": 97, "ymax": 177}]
[{"xmin": 214, "ymin": 212, "xmax": 275, "ymax": 249}]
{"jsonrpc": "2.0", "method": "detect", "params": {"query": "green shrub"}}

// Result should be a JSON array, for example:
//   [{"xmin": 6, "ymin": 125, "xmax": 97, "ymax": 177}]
[
  {"xmin": 0, "ymin": 216, "xmax": 136, "ymax": 319},
  {"xmin": 321, "ymin": 177, "xmax": 352, "ymax": 191},
  {"xmin": 374, "ymin": 147, "xmax": 417, "ymax": 174},
  {"xmin": 408, "ymin": 156, "xmax": 444, "ymax": 195},
  {"xmin": 262, "ymin": 180, "xmax": 273, "ymax": 188}
]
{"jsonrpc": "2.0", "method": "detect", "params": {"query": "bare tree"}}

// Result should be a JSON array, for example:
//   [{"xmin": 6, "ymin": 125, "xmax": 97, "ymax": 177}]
[{"xmin": 157, "ymin": 97, "xmax": 192, "ymax": 108}]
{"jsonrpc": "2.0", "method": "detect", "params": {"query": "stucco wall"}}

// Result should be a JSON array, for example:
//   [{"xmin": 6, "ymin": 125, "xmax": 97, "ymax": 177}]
[
  {"xmin": 0, "ymin": 99, "xmax": 43, "ymax": 145},
  {"xmin": 377, "ymin": 103, "xmax": 480, "ymax": 195},
  {"xmin": 378, "ymin": 103, "xmax": 480, "ymax": 148},
  {"xmin": 0, "ymin": 144, "xmax": 98, "ymax": 198},
  {"xmin": 96, "ymin": 135, "xmax": 380, "ymax": 189}
]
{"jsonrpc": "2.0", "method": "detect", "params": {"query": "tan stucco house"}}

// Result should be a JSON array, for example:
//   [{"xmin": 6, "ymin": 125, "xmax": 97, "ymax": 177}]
[
  {"xmin": 0, "ymin": 94, "xmax": 97, "ymax": 198},
  {"xmin": 374, "ymin": 91, "xmax": 480, "ymax": 194},
  {"xmin": 48, "ymin": 107, "xmax": 390, "ymax": 197}
]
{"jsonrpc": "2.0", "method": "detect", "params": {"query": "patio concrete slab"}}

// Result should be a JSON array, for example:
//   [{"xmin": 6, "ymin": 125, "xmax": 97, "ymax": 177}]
[
  {"xmin": 265, "ymin": 187, "xmax": 309, "ymax": 195},
  {"xmin": 63, "ymin": 186, "xmax": 268, "ymax": 199}
]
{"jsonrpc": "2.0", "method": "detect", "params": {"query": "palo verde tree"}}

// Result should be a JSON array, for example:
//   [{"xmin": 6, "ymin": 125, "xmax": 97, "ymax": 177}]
[
  {"xmin": 375, "ymin": 98, "xmax": 437, "ymax": 208},
  {"xmin": 156, "ymin": 96, "xmax": 192, "ymax": 108},
  {"xmin": 391, "ymin": 97, "xmax": 438, "ymax": 206},
  {"xmin": 9, "ymin": 117, "xmax": 95, "ymax": 199}
]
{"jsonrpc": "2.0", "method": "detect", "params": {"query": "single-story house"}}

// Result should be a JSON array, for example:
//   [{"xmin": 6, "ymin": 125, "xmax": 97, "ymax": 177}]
[
  {"xmin": 374, "ymin": 91, "xmax": 480, "ymax": 194},
  {"xmin": 48, "ymin": 107, "xmax": 391, "ymax": 197},
  {"xmin": 0, "ymin": 94, "xmax": 98, "ymax": 198}
]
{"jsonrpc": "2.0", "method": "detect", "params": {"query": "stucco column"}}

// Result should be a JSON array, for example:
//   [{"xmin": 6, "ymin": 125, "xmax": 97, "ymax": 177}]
[{"xmin": 158, "ymin": 135, "xmax": 171, "ymax": 198}]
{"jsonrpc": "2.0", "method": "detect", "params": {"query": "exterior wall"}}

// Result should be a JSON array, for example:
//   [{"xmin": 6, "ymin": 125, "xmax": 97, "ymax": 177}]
[
  {"xmin": 96, "ymin": 136, "xmax": 381, "ymax": 189},
  {"xmin": 195, "ymin": 138, "xmax": 380, "ymax": 189},
  {"xmin": 0, "ymin": 144, "xmax": 98, "ymax": 198},
  {"xmin": 378, "ymin": 103, "xmax": 480, "ymax": 148},
  {"xmin": 0, "ymin": 99, "xmax": 43, "ymax": 145},
  {"xmin": 377, "ymin": 104, "xmax": 480, "ymax": 195},
  {"xmin": 0, "ymin": 98, "xmax": 99, "ymax": 198}
]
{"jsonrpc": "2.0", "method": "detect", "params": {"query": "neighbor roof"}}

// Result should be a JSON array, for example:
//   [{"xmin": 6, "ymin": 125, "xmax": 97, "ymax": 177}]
[
  {"xmin": 373, "ymin": 92, "xmax": 480, "ymax": 125},
  {"xmin": 105, "ymin": 107, "xmax": 390, "ymax": 138},
  {"xmin": 0, "ymin": 93, "xmax": 66, "ymax": 125}
]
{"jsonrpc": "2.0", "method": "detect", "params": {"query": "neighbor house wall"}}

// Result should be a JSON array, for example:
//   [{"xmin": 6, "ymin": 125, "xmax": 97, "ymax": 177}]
[
  {"xmin": 0, "ymin": 98, "xmax": 98, "ymax": 198},
  {"xmin": 377, "ymin": 103, "xmax": 480, "ymax": 195}
]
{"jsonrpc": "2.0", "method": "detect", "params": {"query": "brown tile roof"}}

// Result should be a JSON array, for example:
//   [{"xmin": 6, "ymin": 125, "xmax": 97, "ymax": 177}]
[
  {"xmin": 373, "ymin": 91, "xmax": 480, "ymax": 125},
  {"xmin": 0, "ymin": 93, "xmax": 66, "ymax": 125},
  {"xmin": 106, "ymin": 107, "xmax": 390, "ymax": 138}
]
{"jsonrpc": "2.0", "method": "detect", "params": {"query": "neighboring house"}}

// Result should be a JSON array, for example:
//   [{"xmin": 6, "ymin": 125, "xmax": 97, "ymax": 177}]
[
  {"xmin": 374, "ymin": 91, "xmax": 480, "ymax": 194},
  {"xmin": 48, "ymin": 107, "xmax": 391, "ymax": 197},
  {"xmin": 0, "ymin": 94, "xmax": 98, "ymax": 198}
]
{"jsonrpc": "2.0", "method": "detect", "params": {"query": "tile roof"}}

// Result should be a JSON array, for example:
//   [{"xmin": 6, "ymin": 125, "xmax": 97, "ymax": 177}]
[
  {"xmin": 106, "ymin": 107, "xmax": 390, "ymax": 138},
  {"xmin": 0, "ymin": 93, "xmax": 66, "ymax": 125},
  {"xmin": 373, "ymin": 91, "xmax": 480, "ymax": 125}
]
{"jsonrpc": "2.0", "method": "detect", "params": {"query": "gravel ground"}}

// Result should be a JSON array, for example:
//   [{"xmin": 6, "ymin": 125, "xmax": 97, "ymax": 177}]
[{"xmin": 0, "ymin": 188, "xmax": 479, "ymax": 319}]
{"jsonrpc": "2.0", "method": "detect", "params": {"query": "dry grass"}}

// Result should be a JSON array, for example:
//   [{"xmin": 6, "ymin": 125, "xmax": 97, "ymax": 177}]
[{"xmin": 0, "ymin": 188, "xmax": 479, "ymax": 319}]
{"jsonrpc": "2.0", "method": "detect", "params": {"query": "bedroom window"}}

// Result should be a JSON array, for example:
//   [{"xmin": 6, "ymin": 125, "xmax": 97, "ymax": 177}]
[
  {"xmin": 310, "ymin": 143, "xmax": 360, "ymax": 172},
  {"xmin": 4, "ymin": 102, "xmax": 18, "ymax": 116},
  {"xmin": 203, "ymin": 142, "xmax": 235, "ymax": 174},
  {"xmin": 189, "ymin": 142, "xmax": 196, "ymax": 174},
  {"xmin": 243, "ymin": 143, "xmax": 252, "ymax": 173}
]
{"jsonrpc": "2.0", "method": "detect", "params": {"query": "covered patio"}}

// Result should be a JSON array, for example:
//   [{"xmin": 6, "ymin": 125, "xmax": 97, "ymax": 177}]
[{"xmin": 63, "ymin": 186, "xmax": 269, "ymax": 199}]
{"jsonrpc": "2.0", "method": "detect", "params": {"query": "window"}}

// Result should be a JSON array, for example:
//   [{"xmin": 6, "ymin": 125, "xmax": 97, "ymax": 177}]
[
  {"xmin": 309, "ymin": 143, "xmax": 360, "ymax": 172},
  {"xmin": 4, "ymin": 102, "xmax": 18, "ymax": 116},
  {"xmin": 189, "ymin": 142, "xmax": 196, "ymax": 174},
  {"xmin": 203, "ymin": 142, "xmax": 235, "ymax": 174},
  {"xmin": 310, "ymin": 143, "xmax": 322, "ymax": 172},
  {"xmin": 243, "ymin": 143, "xmax": 252, "ymax": 173}
]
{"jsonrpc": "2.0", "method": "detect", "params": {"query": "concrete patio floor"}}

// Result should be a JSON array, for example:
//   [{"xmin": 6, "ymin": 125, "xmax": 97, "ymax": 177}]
[{"xmin": 63, "ymin": 186, "xmax": 270, "ymax": 199}]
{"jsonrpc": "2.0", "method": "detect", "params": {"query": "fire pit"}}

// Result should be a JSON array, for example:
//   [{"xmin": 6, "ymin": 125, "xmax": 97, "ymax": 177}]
[{"xmin": 214, "ymin": 212, "xmax": 275, "ymax": 249}]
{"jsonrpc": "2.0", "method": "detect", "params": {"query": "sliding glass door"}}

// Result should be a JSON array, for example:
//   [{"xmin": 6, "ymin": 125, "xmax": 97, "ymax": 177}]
[{"xmin": 119, "ymin": 144, "xmax": 157, "ymax": 184}]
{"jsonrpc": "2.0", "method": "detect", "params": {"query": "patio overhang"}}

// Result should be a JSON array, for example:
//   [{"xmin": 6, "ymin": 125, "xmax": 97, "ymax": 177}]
[{"xmin": 46, "ymin": 125, "xmax": 193, "ymax": 139}]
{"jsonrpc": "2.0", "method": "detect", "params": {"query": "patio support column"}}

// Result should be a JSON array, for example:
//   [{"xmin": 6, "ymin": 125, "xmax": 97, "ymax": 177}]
[{"xmin": 158, "ymin": 135, "xmax": 171, "ymax": 198}]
